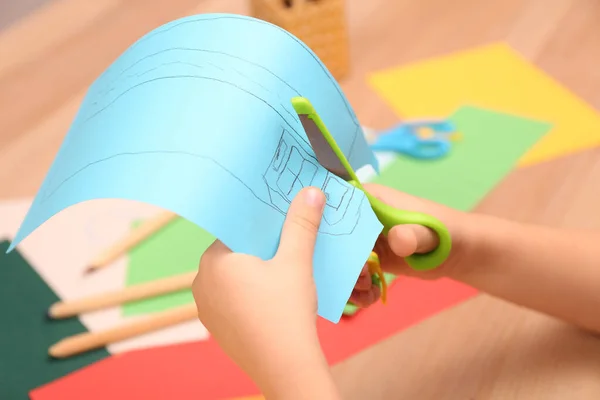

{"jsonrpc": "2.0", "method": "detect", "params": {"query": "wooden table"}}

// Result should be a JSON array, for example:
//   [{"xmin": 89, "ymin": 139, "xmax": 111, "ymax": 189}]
[{"xmin": 1, "ymin": 0, "xmax": 599, "ymax": 398}]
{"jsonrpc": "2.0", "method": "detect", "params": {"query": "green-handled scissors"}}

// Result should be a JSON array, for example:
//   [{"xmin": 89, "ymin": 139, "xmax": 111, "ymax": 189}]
[{"xmin": 291, "ymin": 96, "xmax": 452, "ymax": 271}]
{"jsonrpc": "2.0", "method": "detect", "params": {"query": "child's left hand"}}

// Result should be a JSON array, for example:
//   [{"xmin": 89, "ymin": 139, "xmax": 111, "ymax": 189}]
[{"xmin": 193, "ymin": 187, "xmax": 340, "ymax": 399}]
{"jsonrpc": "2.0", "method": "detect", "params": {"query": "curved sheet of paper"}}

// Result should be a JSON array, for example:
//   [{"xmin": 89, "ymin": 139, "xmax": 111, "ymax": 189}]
[{"xmin": 8, "ymin": 14, "xmax": 382, "ymax": 323}]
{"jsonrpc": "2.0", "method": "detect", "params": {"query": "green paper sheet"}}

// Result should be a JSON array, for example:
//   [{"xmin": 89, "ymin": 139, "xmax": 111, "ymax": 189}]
[
  {"xmin": 123, "ymin": 217, "xmax": 216, "ymax": 316},
  {"xmin": 373, "ymin": 106, "xmax": 551, "ymax": 211},
  {"xmin": 0, "ymin": 241, "xmax": 109, "ymax": 399}
]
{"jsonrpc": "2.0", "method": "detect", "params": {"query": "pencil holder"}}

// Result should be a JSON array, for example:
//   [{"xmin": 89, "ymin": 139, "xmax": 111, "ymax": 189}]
[{"xmin": 250, "ymin": 0, "xmax": 350, "ymax": 81}]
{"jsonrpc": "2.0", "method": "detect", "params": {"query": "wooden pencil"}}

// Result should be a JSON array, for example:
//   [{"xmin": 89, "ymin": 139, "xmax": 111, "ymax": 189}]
[
  {"xmin": 49, "ymin": 271, "xmax": 196, "ymax": 319},
  {"xmin": 85, "ymin": 210, "xmax": 177, "ymax": 274},
  {"xmin": 49, "ymin": 303, "xmax": 199, "ymax": 358}
]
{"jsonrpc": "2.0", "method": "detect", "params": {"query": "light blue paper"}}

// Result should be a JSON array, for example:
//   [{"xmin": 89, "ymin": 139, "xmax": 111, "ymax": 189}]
[{"xmin": 8, "ymin": 14, "xmax": 383, "ymax": 323}]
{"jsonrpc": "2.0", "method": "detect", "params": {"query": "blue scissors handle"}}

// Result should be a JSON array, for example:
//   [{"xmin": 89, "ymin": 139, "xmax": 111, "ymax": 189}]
[
  {"xmin": 403, "ymin": 135, "xmax": 451, "ymax": 159},
  {"xmin": 370, "ymin": 129, "xmax": 451, "ymax": 159}
]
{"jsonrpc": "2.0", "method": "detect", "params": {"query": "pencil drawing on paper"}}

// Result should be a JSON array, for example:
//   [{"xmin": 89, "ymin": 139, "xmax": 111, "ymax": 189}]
[
  {"xmin": 15, "ymin": 13, "xmax": 374, "ymax": 248},
  {"xmin": 82, "ymin": 15, "xmax": 365, "ymax": 157},
  {"xmin": 263, "ymin": 130, "xmax": 361, "ymax": 235},
  {"xmin": 33, "ymin": 15, "xmax": 370, "ymax": 238}
]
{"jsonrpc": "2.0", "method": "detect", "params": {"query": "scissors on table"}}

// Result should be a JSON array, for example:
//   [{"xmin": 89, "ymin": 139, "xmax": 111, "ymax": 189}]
[
  {"xmin": 291, "ymin": 97, "xmax": 452, "ymax": 300},
  {"xmin": 370, "ymin": 120, "xmax": 459, "ymax": 159}
]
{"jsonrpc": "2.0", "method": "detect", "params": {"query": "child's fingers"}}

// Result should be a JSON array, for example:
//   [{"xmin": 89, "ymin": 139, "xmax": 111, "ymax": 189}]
[
  {"xmin": 199, "ymin": 240, "xmax": 232, "ymax": 265},
  {"xmin": 355, "ymin": 264, "xmax": 372, "ymax": 291},
  {"xmin": 388, "ymin": 224, "xmax": 439, "ymax": 257},
  {"xmin": 276, "ymin": 187, "xmax": 325, "ymax": 266},
  {"xmin": 349, "ymin": 285, "xmax": 381, "ymax": 308}
]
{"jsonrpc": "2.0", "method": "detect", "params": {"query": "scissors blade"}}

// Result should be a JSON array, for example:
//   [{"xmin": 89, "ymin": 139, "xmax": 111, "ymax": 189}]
[
  {"xmin": 291, "ymin": 97, "xmax": 357, "ymax": 182},
  {"xmin": 296, "ymin": 114, "xmax": 352, "ymax": 181}
]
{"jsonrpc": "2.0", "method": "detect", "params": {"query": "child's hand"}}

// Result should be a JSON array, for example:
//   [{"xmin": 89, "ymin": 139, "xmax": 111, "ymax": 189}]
[
  {"xmin": 350, "ymin": 183, "xmax": 467, "ymax": 307},
  {"xmin": 193, "ymin": 187, "xmax": 339, "ymax": 398}
]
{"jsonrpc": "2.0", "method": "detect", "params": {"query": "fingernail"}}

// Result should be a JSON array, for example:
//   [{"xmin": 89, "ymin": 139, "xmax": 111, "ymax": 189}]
[{"xmin": 304, "ymin": 187, "xmax": 326, "ymax": 209}]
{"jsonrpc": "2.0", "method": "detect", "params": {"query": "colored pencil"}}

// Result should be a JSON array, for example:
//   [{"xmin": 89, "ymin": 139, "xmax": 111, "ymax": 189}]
[
  {"xmin": 49, "ymin": 271, "xmax": 196, "ymax": 319},
  {"xmin": 85, "ymin": 211, "xmax": 177, "ymax": 274},
  {"xmin": 49, "ymin": 303, "xmax": 198, "ymax": 358}
]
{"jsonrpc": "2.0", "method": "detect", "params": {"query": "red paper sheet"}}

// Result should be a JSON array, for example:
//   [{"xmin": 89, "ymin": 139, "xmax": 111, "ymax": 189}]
[
  {"xmin": 30, "ymin": 278, "xmax": 477, "ymax": 400},
  {"xmin": 319, "ymin": 277, "xmax": 477, "ymax": 364}
]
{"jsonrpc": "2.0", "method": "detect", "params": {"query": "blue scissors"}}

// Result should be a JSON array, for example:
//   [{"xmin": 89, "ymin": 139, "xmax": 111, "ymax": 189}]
[{"xmin": 370, "ymin": 120, "xmax": 457, "ymax": 160}]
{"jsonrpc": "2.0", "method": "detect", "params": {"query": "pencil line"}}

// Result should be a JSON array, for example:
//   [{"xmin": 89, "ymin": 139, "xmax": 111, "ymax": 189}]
[{"xmin": 40, "ymin": 149, "xmax": 358, "ymax": 237}]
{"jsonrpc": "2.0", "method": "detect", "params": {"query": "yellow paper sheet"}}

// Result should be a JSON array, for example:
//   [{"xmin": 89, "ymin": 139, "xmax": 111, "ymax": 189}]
[{"xmin": 368, "ymin": 43, "xmax": 600, "ymax": 166}]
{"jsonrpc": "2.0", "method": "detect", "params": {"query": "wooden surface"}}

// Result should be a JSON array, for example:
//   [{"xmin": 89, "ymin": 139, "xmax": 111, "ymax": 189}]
[
  {"xmin": 0, "ymin": 0, "xmax": 51, "ymax": 30},
  {"xmin": 1, "ymin": 0, "xmax": 599, "ymax": 398}
]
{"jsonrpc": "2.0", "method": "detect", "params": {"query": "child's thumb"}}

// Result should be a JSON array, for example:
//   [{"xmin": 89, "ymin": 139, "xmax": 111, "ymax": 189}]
[
  {"xmin": 276, "ymin": 187, "xmax": 326, "ymax": 265},
  {"xmin": 387, "ymin": 224, "xmax": 439, "ymax": 257}
]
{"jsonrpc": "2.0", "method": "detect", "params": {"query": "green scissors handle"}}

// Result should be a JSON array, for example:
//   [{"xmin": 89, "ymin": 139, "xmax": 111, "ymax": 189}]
[
  {"xmin": 360, "ymin": 188, "xmax": 452, "ymax": 271},
  {"xmin": 291, "ymin": 96, "xmax": 452, "ymax": 271}
]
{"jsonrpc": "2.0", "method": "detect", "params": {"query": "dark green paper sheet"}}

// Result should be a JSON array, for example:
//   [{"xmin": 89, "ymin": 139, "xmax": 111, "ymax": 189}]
[
  {"xmin": 373, "ymin": 106, "xmax": 552, "ymax": 211},
  {"xmin": 0, "ymin": 241, "xmax": 109, "ymax": 400}
]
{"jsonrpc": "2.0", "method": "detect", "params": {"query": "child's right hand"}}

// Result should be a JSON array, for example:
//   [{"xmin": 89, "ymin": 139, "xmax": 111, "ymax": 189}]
[
  {"xmin": 349, "ymin": 183, "xmax": 470, "ymax": 307},
  {"xmin": 351, "ymin": 184, "xmax": 600, "ymax": 333}
]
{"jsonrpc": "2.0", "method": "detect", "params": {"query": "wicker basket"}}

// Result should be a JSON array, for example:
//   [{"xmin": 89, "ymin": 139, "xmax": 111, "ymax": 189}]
[{"xmin": 250, "ymin": 0, "xmax": 350, "ymax": 81}]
